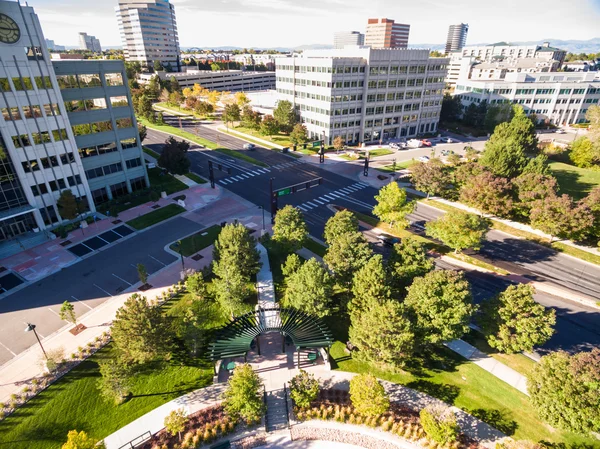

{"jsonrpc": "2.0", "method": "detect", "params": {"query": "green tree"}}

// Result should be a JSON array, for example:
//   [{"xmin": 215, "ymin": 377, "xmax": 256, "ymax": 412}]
[
  {"xmin": 272, "ymin": 205, "xmax": 308, "ymax": 253},
  {"xmin": 324, "ymin": 231, "xmax": 373, "ymax": 285},
  {"xmin": 404, "ymin": 270, "xmax": 475, "ymax": 345},
  {"xmin": 530, "ymin": 194, "xmax": 594, "ymax": 242},
  {"xmin": 464, "ymin": 146, "xmax": 479, "ymax": 162},
  {"xmin": 223, "ymin": 364, "xmax": 264, "ymax": 423},
  {"xmin": 333, "ymin": 136, "xmax": 345, "ymax": 151},
  {"xmin": 59, "ymin": 300, "xmax": 76, "ymax": 324},
  {"xmin": 323, "ymin": 210, "xmax": 358, "ymax": 245},
  {"xmin": 387, "ymin": 238, "xmax": 434, "ymax": 293},
  {"xmin": 153, "ymin": 60, "xmax": 163, "ymax": 72},
  {"xmin": 570, "ymin": 136, "xmax": 599, "ymax": 168},
  {"xmin": 289, "ymin": 369, "xmax": 320, "ymax": 409},
  {"xmin": 136, "ymin": 94, "xmax": 155, "ymax": 122},
  {"xmin": 281, "ymin": 253, "xmax": 302, "ymax": 277},
  {"xmin": 289, "ymin": 124, "xmax": 308, "ymax": 146},
  {"xmin": 349, "ymin": 296, "xmax": 414, "ymax": 368},
  {"xmin": 62, "ymin": 430, "xmax": 97, "ymax": 449},
  {"xmin": 234, "ymin": 91, "xmax": 250, "ymax": 108},
  {"xmin": 513, "ymin": 173, "xmax": 558, "ymax": 216},
  {"xmin": 582, "ymin": 186, "xmax": 600, "ymax": 240},
  {"xmin": 147, "ymin": 75, "xmax": 161, "ymax": 99},
  {"xmin": 453, "ymin": 161, "xmax": 485, "ymax": 187},
  {"xmin": 97, "ymin": 359, "xmax": 132, "ymax": 405},
  {"xmin": 111, "ymin": 293, "xmax": 172, "ymax": 363},
  {"xmin": 136, "ymin": 263, "xmax": 148, "ymax": 285},
  {"xmin": 484, "ymin": 103, "xmax": 514, "ymax": 133},
  {"xmin": 481, "ymin": 284, "xmax": 556, "ymax": 354},
  {"xmin": 158, "ymin": 136, "xmax": 191, "ymax": 175},
  {"xmin": 213, "ymin": 222, "xmax": 261, "ymax": 278},
  {"xmin": 138, "ymin": 123, "xmax": 147, "ymax": 142},
  {"xmin": 480, "ymin": 133, "xmax": 528, "ymax": 178},
  {"xmin": 522, "ymin": 154, "xmax": 550, "ymax": 175},
  {"xmin": 185, "ymin": 272, "xmax": 206, "ymax": 299},
  {"xmin": 459, "ymin": 171, "xmax": 514, "ymax": 217},
  {"xmin": 169, "ymin": 75, "xmax": 180, "ymax": 93},
  {"xmin": 508, "ymin": 106, "xmax": 539, "ymax": 153},
  {"xmin": 259, "ymin": 115, "xmax": 280, "ymax": 137},
  {"xmin": 586, "ymin": 104, "xmax": 600, "ymax": 141},
  {"xmin": 195, "ymin": 101, "xmax": 214, "ymax": 117},
  {"xmin": 372, "ymin": 182, "xmax": 415, "ymax": 231},
  {"xmin": 241, "ymin": 105, "xmax": 261, "ymax": 130},
  {"xmin": 213, "ymin": 262, "xmax": 248, "ymax": 316},
  {"xmin": 273, "ymin": 99, "xmax": 296, "ymax": 131},
  {"xmin": 440, "ymin": 93, "xmax": 462, "ymax": 122},
  {"xmin": 167, "ymin": 91, "xmax": 183, "ymax": 106},
  {"xmin": 283, "ymin": 258, "xmax": 333, "ymax": 317},
  {"xmin": 350, "ymin": 255, "xmax": 390, "ymax": 313},
  {"xmin": 164, "ymin": 408, "xmax": 188, "ymax": 442},
  {"xmin": 420, "ymin": 405, "xmax": 460, "ymax": 444},
  {"xmin": 410, "ymin": 158, "xmax": 449, "ymax": 198},
  {"xmin": 349, "ymin": 373, "xmax": 390, "ymax": 417},
  {"xmin": 223, "ymin": 103, "xmax": 241, "ymax": 129},
  {"xmin": 527, "ymin": 348, "xmax": 600, "ymax": 434},
  {"xmin": 57, "ymin": 190, "xmax": 79, "ymax": 220},
  {"xmin": 426, "ymin": 211, "xmax": 489, "ymax": 253}
]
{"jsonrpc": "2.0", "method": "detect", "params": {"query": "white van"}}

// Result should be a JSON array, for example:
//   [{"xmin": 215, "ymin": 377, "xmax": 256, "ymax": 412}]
[{"xmin": 407, "ymin": 139, "xmax": 423, "ymax": 148}]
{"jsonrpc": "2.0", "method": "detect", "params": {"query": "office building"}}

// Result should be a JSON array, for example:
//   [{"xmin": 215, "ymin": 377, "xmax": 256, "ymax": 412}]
[
  {"xmin": 461, "ymin": 42, "xmax": 566, "ymax": 65},
  {"xmin": 116, "ymin": 0, "xmax": 181, "ymax": 71},
  {"xmin": 78, "ymin": 32, "xmax": 102, "ymax": 53},
  {"xmin": 138, "ymin": 70, "xmax": 275, "ymax": 92},
  {"xmin": 454, "ymin": 71, "xmax": 600, "ymax": 125},
  {"xmin": 45, "ymin": 38, "xmax": 64, "ymax": 52},
  {"xmin": 445, "ymin": 23, "xmax": 468, "ymax": 54},
  {"xmin": 0, "ymin": 1, "xmax": 94, "ymax": 239},
  {"xmin": 365, "ymin": 18, "xmax": 410, "ymax": 49},
  {"xmin": 276, "ymin": 47, "xmax": 447, "ymax": 145},
  {"xmin": 53, "ymin": 60, "xmax": 149, "ymax": 208},
  {"xmin": 334, "ymin": 31, "xmax": 365, "ymax": 49}
]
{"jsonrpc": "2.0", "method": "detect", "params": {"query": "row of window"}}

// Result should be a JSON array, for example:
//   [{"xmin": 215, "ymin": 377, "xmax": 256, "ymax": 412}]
[
  {"xmin": 367, "ymin": 91, "xmax": 425, "ymax": 102},
  {"xmin": 31, "ymin": 175, "xmax": 82, "ymax": 196},
  {"xmin": 64, "ymin": 96, "xmax": 129, "ymax": 113},
  {"xmin": 91, "ymin": 176, "xmax": 146, "ymax": 206},
  {"xmin": 2, "ymin": 103, "xmax": 61, "ymax": 121},
  {"xmin": 85, "ymin": 158, "xmax": 142, "ymax": 180},
  {"xmin": 72, "ymin": 118, "xmax": 133, "ymax": 136},
  {"xmin": 12, "ymin": 129, "xmax": 68, "ymax": 148},
  {"xmin": 366, "ymin": 104, "xmax": 421, "ymax": 115},
  {"xmin": 22, "ymin": 153, "xmax": 76, "ymax": 173},
  {"xmin": 0, "ymin": 76, "xmax": 52, "ymax": 92},
  {"xmin": 277, "ymin": 64, "xmax": 448, "ymax": 74},
  {"xmin": 55, "ymin": 73, "xmax": 124, "ymax": 90},
  {"xmin": 79, "ymin": 138, "xmax": 138, "ymax": 159}
]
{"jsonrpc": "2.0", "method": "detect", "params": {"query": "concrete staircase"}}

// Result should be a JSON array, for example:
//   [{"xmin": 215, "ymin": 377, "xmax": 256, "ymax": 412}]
[{"xmin": 265, "ymin": 387, "xmax": 289, "ymax": 432}]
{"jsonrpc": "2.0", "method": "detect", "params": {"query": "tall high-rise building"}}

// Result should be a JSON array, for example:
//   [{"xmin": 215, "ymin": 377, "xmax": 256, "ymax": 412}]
[
  {"xmin": 78, "ymin": 32, "xmax": 102, "ymax": 53},
  {"xmin": 334, "ymin": 31, "xmax": 365, "ymax": 49},
  {"xmin": 445, "ymin": 23, "xmax": 468, "ymax": 54},
  {"xmin": 115, "ymin": 0, "xmax": 181, "ymax": 71},
  {"xmin": 365, "ymin": 18, "xmax": 410, "ymax": 49}
]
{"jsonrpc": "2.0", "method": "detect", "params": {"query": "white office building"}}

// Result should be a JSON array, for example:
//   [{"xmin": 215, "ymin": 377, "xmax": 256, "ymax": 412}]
[
  {"xmin": 78, "ymin": 32, "xmax": 102, "ymax": 53},
  {"xmin": 276, "ymin": 47, "xmax": 447, "ymax": 145},
  {"xmin": 0, "ymin": 1, "xmax": 95, "ymax": 240},
  {"xmin": 138, "ymin": 69, "xmax": 275, "ymax": 92},
  {"xmin": 461, "ymin": 42, "xmax": 566, "ymax": 65},
  {"xmin": 115, "ymin": 0, "xmax": 181, "ymax": 71},
  {"xmin": 445, "ymin": 24, "xmax": 468, "ymax": 54},
  {"xmin": 454, "ymin": 71, "xmax": 600, "ymax": 125},
  {"xmin": 334, "ymin": 31, "xmax": 365, "ymax": 49}
]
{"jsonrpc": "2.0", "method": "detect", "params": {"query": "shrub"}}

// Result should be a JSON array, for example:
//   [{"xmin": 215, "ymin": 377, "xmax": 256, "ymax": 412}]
[
  {"xmin": 349, "ymin": 373, "xmax": 390, "ymax": 417},
  {"xmin": 289, "ymin": 369, "xmax": 320, "ymax": 409},
  {"xmin": 420, "ymin": 404, "xmax": 460, "ymax": 444}
]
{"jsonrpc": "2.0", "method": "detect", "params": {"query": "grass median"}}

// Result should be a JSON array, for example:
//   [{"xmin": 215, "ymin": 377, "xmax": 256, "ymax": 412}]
[
  {"xmin": 171, "ymin": 224, "xmax": 221, "ymax": 256},
  {"xmin": 127, "ymin": 203, "xmax": 186, "ymax": 230},
  {"xmin": 184, "ymin": 172, "xmax": 207, "ymax": 184},
  {"xmin": 138, "ymin": 118, "xmax": 268, "ymax": 167}
]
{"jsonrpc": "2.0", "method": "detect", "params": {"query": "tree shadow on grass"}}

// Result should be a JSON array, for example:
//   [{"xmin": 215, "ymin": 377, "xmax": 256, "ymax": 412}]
[
  {"xmin": 467, "ymin": 408, "xmax": 518, "ymax": 436},
  {"xmin": 405, "ymin": 380, "xmax": 460, "ymax": 405}
]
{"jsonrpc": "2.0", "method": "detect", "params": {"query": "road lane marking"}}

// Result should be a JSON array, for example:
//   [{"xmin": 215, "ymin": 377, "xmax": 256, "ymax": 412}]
[
  {"xmin": 317, "ymin": 196, "xmax": 330, "ymax": 203},
  {"xmin": 72, "ymin": 295, "xmax": 93, "ymax": 310},
  {"xmin": 94, "ymin": 284, "xmax": 113, "ymax": 297},
  {"xmin": 240, "ymin": 174, "xmax": 251, "ymax": 179},
  {"xmin": 312, "ymin": 199, "xmax": 325, "ymax": 205},
  {"xmin": 112, "ymin": 273, "xmax": 133, "ymax": 286},
  {"xmin": 148, "ymin": 255, "xmax": 167, "ymax": 267},
  {"xmin": 306, "ymin": 201, "xmax": 319, "ymax": 208},
  {"xmin": 47, "ymin": 307, "xmax": 61, "ymax": 318},
  {"xmin": 0, "ymin": 340, "xmax": 17, "ymax": 356}
]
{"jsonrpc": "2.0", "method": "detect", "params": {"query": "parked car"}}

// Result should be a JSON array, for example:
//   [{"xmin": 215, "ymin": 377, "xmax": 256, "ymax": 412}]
[
  {"xmin": 243, "ymin": 143, "xmax": 256, "ymax": 150},
  {"xmin": 389, "ymin": 142, "xmax": 400, "ymax": 150},
  {"xmin": 421, "ymin": 139, "xmax": 432, "ymax": 147},
  {"xmin": 417, "ymin": 156, "xmax": 430, "ymax": 163},
  {"xmin": 443, "ymin": 137, "xmax": 454, "ymax": 143},
  {"xmin": 556, "ymin": 129, "xmax": 566, "ymax": 134},
  {"xmin": 377, "ymin": 233, "xmax": 401, "ymax": 247},
  {"xmin": 407, "ymin": 139, "xmax": 423, "ymax": 148}
]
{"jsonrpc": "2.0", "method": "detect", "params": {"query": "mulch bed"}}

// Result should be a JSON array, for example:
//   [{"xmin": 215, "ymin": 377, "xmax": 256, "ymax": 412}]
[
  {"xmin": 139, "ymin": 283, "xmax": 153, "ymax": 291},
  {"xmin": 59, "ymin": 241, "xmax": 72, "ymax": 247},
  {"xmin": 69, "ymin": 324, "xmax": 87, "ymax": 336}
]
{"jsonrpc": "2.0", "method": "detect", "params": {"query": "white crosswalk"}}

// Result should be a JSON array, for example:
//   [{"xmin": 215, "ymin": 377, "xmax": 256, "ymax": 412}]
[
  {"xmin": 295, "ymin": 182, "xmax": 371, "ymax": 212},
  {"xmin": 217, "ymin": 160, "xmax": 305, "ymax": 185},
  {"xmin": 270, "ymin": 160, "xmax": 305, "ymax": 170}
]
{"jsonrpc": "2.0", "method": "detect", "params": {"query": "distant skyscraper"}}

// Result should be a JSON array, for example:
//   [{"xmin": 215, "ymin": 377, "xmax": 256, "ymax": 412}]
[
  {"xmin": 78, "ymin": 32, "xmax": 102, "ymax": 53},
  {"xmin": 365, "ymin": 18, "xmax": 410, "ymax": 49},
  {"xmin": 445, "ymin": 23, "xmax": 468, "ymax": 54},
  {"xmin": 334, "ymin": 31, "xmax": 365, "ymax": 49},
  {"xmin": 115, "ymin": 0, "xmax": 181, "ymax": 71}
]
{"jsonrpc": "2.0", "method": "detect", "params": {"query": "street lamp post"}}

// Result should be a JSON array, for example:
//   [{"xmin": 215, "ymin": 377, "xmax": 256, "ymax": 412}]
[
  {"xmin": 259, "ymin": 206, "xmax": 265, "ymax": 231},
  {"xmin": 25, "ymin": 323, "xmax": 48, "ymax": 360},
  {"xmin": 176, "ymin": 240, "xmax": 185, "ymax": 271}
]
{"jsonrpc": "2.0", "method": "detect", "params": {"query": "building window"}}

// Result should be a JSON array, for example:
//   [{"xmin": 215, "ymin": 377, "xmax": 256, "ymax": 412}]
[
  {"xmin": 12, "ymin": 134, "xmax": 31, "ymax": 148},
  {"xmin": 40, "ymin": 156, "xmax": 59, "ymax": 169},
  {"xmin": 40, "ymin": 206, "xmax": 59, "ymax": 225},
  {"xmin": 12, "ymin": 77, "xmax": 33, "ymax": 91},
  {"xmin": 2, "ymin": 107, "xmax": 20, "ymax": 121},
  {"xmin": 43, "ymin": 103, "xmax": 61, "ymax": 116},
  {"xmin": 48, "ymin": 180, "xmax": 59, "ymax": 192},
  {"xmin": 116, "ymin": 118, "xmax": 133, "ymax": 129},
  {"xmin": 120, "ymin": 138, "xmax": 137, "ymax": 150},
  {"xmin": 111, "ymin": 96, "xmax": 129, "ymax": 107},
  {"xmin": 22, "ymin": 105, "xmax": 42, "ymax": 119},
  {"xmin": 60, "ymin": 153, "xmax": 75, "ymax": 164},
  {"xmin": 52, "ymin": 129, "xmax": 68, "ymax": 142},
  {"xmin": 125, "ymin": 158, "xmax": 142, "ymax": 169},
  {"xmin": 34, "ymin": 76, "xmax": 52, "ymax": 89},
  {"xmin": 110, "ymin": 181, "xmax": 128, "ymax": 198},
  {"xmin": 67, "ymin": 175, "xmax": 82, "ymax": 186},
  {"xmin": 77, "ymin": 74, "xmax": 102, "ymax": 88},
  {"xmin": 56, "ymin": 75, "xmax": 78, "ymax": 89},
  {"xmin": 22, "ymin": 160, "xmax": 40, "ymax": 172},
  {"xmin": 105, "ymin": 73, "xmax": 124, "ymax": 86},
  {"xmin": 92, "ymin": 187, "xmax": 109, "ymax": 205}
]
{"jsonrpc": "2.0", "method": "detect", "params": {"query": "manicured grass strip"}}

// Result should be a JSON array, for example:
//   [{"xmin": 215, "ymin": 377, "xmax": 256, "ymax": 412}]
[
  {"xmin": 377, "ymin": 159, "xmax": 418, "ymax": 172},
  {"xmin": 148, "ymin": 167, "xmax": 188, "ymax": 195},
  {"xmin": 234, "ymin": 125, "xmax": 293, "ymax": 147},
  {"xmin": 143, "ymin": 146, "xmax": 160, "ymax": 159},
  {"xmin": 462, "ymin": 329, "xmax": 537, "ymax": 377},
  {"xmin": 368, "ymin": 149, "xmax": 394, "ymax": 157},
  {"xmin": 184, "ymin": 172, "xmax": 207, "ymax": 184},
  {"xmin": 138, "ymin": 118, "xmax": 268, "ymax": 167},
  {"xmin": 171, "ymin": 224, "xmax": 221, "ymax": 256},
  {"xmin": 328, "ymin": 340, "xmax": 593, "ymax": 444},
  {"xmin": 425, "ymin": 199, "xmax": 600, "ymax": 267},
  {"xmin": 549, "ymin": 161, "xmax": 600, "ymax": 200},
  {"xmin": 303, "ymin": 238, "xmax": 327, "ymax": 258},
  {"xmin": 220, "ymin": 128, "xmax": 279, "ymax": 150},
  {"xmin": 127, "ymin": 203, "xmax": 186, "ymax": 230},
  {"xmin": 154, "ymin": 102, "xmax": 213, "ymax": 120}
]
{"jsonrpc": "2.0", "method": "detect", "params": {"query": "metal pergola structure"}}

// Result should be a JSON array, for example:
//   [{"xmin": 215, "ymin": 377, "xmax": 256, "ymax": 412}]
[{"xmin": 208, "ymin": 307, "xmax": 334, "ymax": 367}]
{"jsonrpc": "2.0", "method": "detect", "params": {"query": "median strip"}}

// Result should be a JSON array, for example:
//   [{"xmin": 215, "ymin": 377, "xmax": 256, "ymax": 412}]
[{"xmin": 126, "ymin": 204, "xmax": 186, "ymax": 230}]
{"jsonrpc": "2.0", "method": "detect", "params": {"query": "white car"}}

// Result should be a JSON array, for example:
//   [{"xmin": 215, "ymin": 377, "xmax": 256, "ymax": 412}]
[
  {"xmin": 556, "ymin": 129, "xmax": 566, "ymax": 134},
  {"xmin": 443, "ymin": 137, "xmax": 454, "ymax": 143},
  {"xmin": 243, "ymin": 143, "xmax": 256, "ymax": 150},
  {"xmin": 417, "ymin": 156, "xmax": 430, "ymax": 163}
]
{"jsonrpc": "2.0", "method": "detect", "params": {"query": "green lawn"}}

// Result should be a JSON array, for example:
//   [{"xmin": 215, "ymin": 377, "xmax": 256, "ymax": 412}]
[
  {"xmin": 127, "ymin": 203, "xmax": 186, "ymax": 230},
  {"xmin": 368, "ymin": 149, "xmax": 394, "ymax": 157},
  {"xmin": 303, "ymin": 238, "xmax": 327, "ymax": 258},
  {"xmin": 377, "ymin": 159, "xmax": 418, "ymax": 172},
  {"xmin": 184, "ymin": 172, "xmax": 207, "ymax": 184},
  {"xmin": 549, "ymin": 161, "xmax": 600, "ymax": 200},
  {"xmin": 0, "ymin": 291, "xmax": 217, "ymax": 449},
  {"xmin": 154, "ymin": 102, "xmax": 213, "ymax": 121},
  {"xmin": 138, "ymin": 118, "xmax": 268, "ymax": 167},
  {"xmin": 234, "ymin": 126, "xmax": 293, "ymax": 147},
  {"xmin": 148, "ymin": 168, "xmax": 188, "ymax": 195},
  {"xmin": 143, "ymin": 146, "xmax": 160, "ymax": 159},
  {"xmin": 171, "ymin": 224, "xmax": 221, "ymax": 256},
  {"xmin": 220, "ymin": 128, "xmax": 279, "ymax": 150}
]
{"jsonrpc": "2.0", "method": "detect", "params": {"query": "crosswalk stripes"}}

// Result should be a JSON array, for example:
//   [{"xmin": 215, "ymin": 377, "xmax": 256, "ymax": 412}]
[
  {"xmin": 292, "ymin": 182, "xmax": 370, "ymax": 211},
  {"xmin": 218, "ymin": 168, "xmax": 270, "ymax": 185},
  {"xmin": 270, "ymin": 160, "xmax": 305, "ymax": 170}
]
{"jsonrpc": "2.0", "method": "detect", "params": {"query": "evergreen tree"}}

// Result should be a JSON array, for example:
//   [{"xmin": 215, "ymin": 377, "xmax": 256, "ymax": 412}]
[
  {"xmin": 97, "ymin": 359, "xmax": 132, "ymax": 404},
  {"xmin": 223, "ymin": 364, "xmax": 264, "ymax": 423},
  {"xmin": 351, "ymin": 255, "xmax": 390, "ymax": 313},
  {"xmin": 283, "ymin": 258, "xmax": 333, "ymax": 317},
  {"xmin": 213, "ymin": 222, "xmax": 261, "ymax": 278},
  {"xmin": 57, "ymin": 190, "xmax": 79, "ymax": 220},
  {"xmin": 323, "ymin": 231, "xmax": 373, "ymax": 285},
  {"xmin": 158, "ymin": 136, "xmax": 191, "ymax": 175},
  {"xmin": 272, "ymin": 205, "xmax": 308, "ymax": 254},
  {"xmin": 387, "ymin": 238, "xmax": 434, "ymax": 294}
]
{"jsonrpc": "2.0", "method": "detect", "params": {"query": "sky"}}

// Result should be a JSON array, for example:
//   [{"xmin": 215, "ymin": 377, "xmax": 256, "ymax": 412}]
[{"xmin": 29, "ymin": 0, "xmax": 600, "ymax": 49}]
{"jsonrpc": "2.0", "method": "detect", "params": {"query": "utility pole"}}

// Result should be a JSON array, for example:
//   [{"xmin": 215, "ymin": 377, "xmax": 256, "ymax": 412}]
[
  {"xmin": 208, "ymin": 160, "xmax": 215, "ymax": 188},
  {"xmin": 363, "ymin": 152, "xmax": 369, "ymax": 177},
  {"xmin": 270, "ymin": 177, "xmax": 277, "ymax": 224}
]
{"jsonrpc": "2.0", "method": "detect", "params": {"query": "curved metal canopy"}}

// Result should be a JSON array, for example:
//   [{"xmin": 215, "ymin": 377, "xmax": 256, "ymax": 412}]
[{"xmin": 208, "ymin": 307, "xmax": 334, "ymax": 361}]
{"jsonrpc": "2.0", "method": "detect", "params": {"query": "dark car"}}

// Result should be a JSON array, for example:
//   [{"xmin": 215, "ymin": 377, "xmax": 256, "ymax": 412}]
[{"xmin": 377, "ymin": 233, "xmax": 401, "ymax": 247}]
